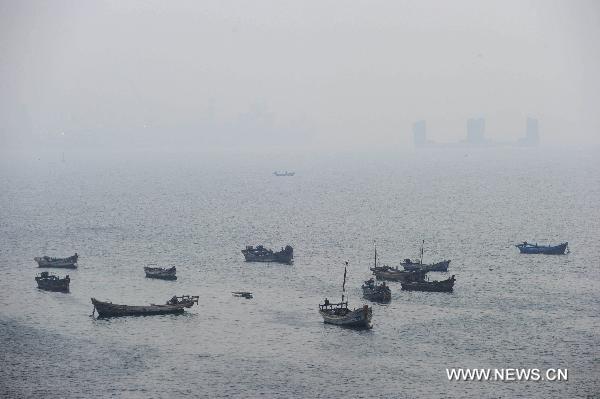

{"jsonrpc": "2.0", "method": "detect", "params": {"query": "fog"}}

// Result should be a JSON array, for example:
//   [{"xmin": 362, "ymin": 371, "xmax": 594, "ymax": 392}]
[{"xmin": 1, "ymin": 0, "xmax": 599, "ymax": 152}]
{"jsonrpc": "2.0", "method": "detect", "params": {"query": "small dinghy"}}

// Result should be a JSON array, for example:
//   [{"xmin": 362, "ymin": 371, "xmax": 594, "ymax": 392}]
[
  {"xmin": 319, "ymin": 262, "xmax": 372, "ymax": 329},
  {"xmin": 273, "ymin": 171, "xmax": 295, "ymax": 176},
  {"xmin": 515, "ymin": 241, "xmax": 568, "ymax": 255},
  {"xmin": 34, "ymin": 253, "xmax": 78, "ymax": 268},
  {"xmin": 232, "ymin": 291, "xmax": 253, "ymax": 299},
  {"xmin": 401, "ymin": 275, "xmax": 456, "ymax": 292},
  {"xmin": 144, "ymin": 266, "xmax": 177, "ymax": 280},
  {"xmin": 91, "ymin": 295, "xmax": 199, "ymax": 318},
  {"xmin": 35, "ymin": 271, "xmax": 70, "ymax": 292}
]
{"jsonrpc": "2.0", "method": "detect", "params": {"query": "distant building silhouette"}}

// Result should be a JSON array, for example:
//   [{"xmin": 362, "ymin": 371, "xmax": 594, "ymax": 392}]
[
  {"xmin": 465, "ymin": 117, "xmax": 485, "ymax": 144},
  {"xmin": 412, "ymin": 116, "xmax": 539, "ymax": 148},
  {"xmin": 518, "ymin": 117, "xmax": 539, "ymax": 146},
  {"xmin": 413, "ymin": 120, "xmax": 427, "ymax": 147}
]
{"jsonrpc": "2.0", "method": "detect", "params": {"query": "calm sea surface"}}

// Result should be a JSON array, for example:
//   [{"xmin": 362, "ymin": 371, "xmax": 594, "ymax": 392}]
[{"xmin": 1, "ymin": 148, "xmax": 599, "ymax": 398}]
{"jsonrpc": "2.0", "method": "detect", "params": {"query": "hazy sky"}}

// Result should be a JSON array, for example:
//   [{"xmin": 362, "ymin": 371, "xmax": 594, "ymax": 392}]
[{"xmin": 1, "ymin": 0, "xmax": 599, "ymax": 151}]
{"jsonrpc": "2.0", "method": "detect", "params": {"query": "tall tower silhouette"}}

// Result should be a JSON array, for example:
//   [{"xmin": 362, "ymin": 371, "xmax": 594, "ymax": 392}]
[
  {"xmin": 413, "ymin": 120, "xmax": 427, "ymax": 147},
  {"xmin": 466, "ymin": 118, "xmax": 485, "ymax": 144}
]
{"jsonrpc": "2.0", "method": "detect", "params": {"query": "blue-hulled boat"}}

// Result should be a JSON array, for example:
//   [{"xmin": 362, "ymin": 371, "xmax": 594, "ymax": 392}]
[{"xmin": 515, "ymin": 241, "xmax": 568, "ymax": 255}]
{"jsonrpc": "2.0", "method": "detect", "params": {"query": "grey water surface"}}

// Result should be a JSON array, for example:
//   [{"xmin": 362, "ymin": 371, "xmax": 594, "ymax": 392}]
[{"xmin": 1, "ymin": 149, "xmax": 598, "ymax": 398}]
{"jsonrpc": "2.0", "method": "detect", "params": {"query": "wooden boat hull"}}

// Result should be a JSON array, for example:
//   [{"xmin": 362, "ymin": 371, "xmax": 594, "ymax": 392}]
[
  {"xmin": 319, "ymin": 306, "xmax": 372, "ymax": 329},
  {"xmin": 242, "ymin": 254, "xmax": 293, "ymax": 263},
  {"xmin": 241, "ymin": 246, "xmax": 293, "ymax": 264},
  {"xmin": 36, "ymin": 278, "xmax": 70, "ymax": 292},
  {"xmin": 34, "ymin": 256, "xmax": 78, "ymax": 268},
  {"xmin": 402, "ymin": 260, "xmax": 450, "ymax": 272},
  {"xmin": 374, "ymin": 269, "xmax": 425, "ymax": 282},
  {"xmin": 362, "ymin": 286, "xmax": 391, "ymax": 303},
  {"xmin": 91, "ymin": 298, "xmax": 194, "ymax": 318},
  {"xmin": 145, "ymin": 274, "xmax": 177, "ymax": 280},
  {"xmin": 401, "ymin": 276, "xmax": 455, "ymax": 292},
  {"xmin": 144, "ymin": 267, "xmax": 177, "ymax": 280},
  {"xmin": 516, "ymin": 242, "xmax": 568, "ymax": 255}
]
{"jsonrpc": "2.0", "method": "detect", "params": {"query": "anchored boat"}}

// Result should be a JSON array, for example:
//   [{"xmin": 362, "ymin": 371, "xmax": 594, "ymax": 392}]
[
  {"xmin": 319, "ymin": 262, "xmax": 372, "ymax": 329},
  {"xmin": 91, "ymin": 295, "xmax": 199, "ymax": 318},
  {"xmin": 401, "ymin": 275, "xmax": 456, "ymax": 292},
  {"xmin": 372, "ymin": 266, "xmax": 426, "ymax": 282},
  {"xmin": 402, "ymin": 259, "xmax": 450, "ymax": 272},
  {"xmin": 401, "ymin": 240, "xmax": 450, "ymax": 272},
  {"xmin": 362, "ymin": 278, "xmax": 391, "ymax": 303},
  {"xmin": 515, "ymin": 241, "xmax": 568, "ymax": 255},
  {"xmin": 242, "ymin": 245, "xmax": 293, "ymax": 264},
  {"xmin": 362, "ymin": 244, "xmax": 391, "ymax": 302},
  {"xmin": 34, "ymin": 253, "xmax": 78, "ymax": 268},
  {"xmin": 35, "ymin": 271, "xmax": 70, "ymax": 292},
  {"xmin": 144, "ymin": 266, "xmax": 177, "ymax": 280},
  {"xmin": 273, "ymin": 171, "xmax": 295, "ymax": 176},
  {"xmin": 232, "ymin": 291, "xmax": 253, "ymax": 299}
]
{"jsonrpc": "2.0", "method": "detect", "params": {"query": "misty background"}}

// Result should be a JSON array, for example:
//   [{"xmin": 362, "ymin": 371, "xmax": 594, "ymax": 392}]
[{"xmin": 1, "ymin": 0, "xmax": 599, "ymax": 153}]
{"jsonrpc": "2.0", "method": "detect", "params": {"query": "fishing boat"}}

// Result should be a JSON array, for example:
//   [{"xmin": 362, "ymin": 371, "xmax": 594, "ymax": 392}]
[
  {"xmin": 91, "ymin": 295, "xmax": 199, "ymax": 318},
  {"xmin": 515, "ymin": 241, "xmax": 568, "ymax": 255},
  {"xmin": 402, "ymin": 259, "xmax": 450, "ymax": 272},
  {"xmin": 362, "ymin": 244, "xmax": 391, "ymax": 302},
  {"xmin": 273, "ymin": 171, "xmax": 295, "ymax": 176},
  {"xmin": 144, "ymin": 266, "xmax": 177, "ymax": 280},
  {"xmin": 34, "ymin": 253, "xmax": 78, "ymax": 268},
  {"xmin": 232, "ymin": 291, "xmax": 253, "ymax": 299},
  {"xmin": 373, "ymin": 267, "xmax": 426, "ymax": 282},
  {"xmin": 35, "ymin": 272, "xmax": 70, "ymax": 292},
  {"xmin": 361, "ymin": 278, "xmax": 391, "ymax": 303},
  {"xmin": 319, "ymin": 262, "xmax": 372, "ymax": 329},
  {"xmin": 401, "ymin": 275, "xmax": 456, "ymax": 292},
  {"xmin": 401, "ymin": 240, "xmax": 450, "ymax": 272},
  {"xmin": 242, "ymin": 245, "xmax": 293, "ymax": 264}
]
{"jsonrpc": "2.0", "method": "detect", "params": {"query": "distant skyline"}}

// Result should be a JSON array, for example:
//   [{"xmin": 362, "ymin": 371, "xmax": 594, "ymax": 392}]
[
  {"xmin": 413, "ymin": 116, "xmax": 539, "ymax": 148},
  {"xmin": 1, "ymin": 0, "xmax": 599, "ymax": 151}
]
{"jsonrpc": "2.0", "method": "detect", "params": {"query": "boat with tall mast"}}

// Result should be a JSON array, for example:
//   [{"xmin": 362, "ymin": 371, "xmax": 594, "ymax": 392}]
[
  {"xmin": 401, "ymin": 240, "xmax": 450, "ymax": 272},
  {"xmin": 362, "ymin": 244, "xmax": 392, "ymax": 302},
  {"xmin": 319, "ymin": 262, "xmax": 372, "ymax": 329}
]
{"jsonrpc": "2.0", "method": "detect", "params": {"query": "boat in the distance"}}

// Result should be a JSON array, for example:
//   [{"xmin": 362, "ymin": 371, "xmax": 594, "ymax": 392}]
[
  {"xmin": 35, "ymin": 271, "xmax": 70, "ymax": 292},
  {"xmin": 401, "ymin": 275, "xmax": 456, "ymax": 292},
  {"xmin": 242, "ymin": 245, "xmax": 293, "ymax": 264},
  {"xmin": 144, "ymin": 266, "xmax": 177, "ymax": 280},
  {"xmin": 401, "ymin": 240, "xmax": 450, "ymax": 272},
  {"xmin": 273, "ymin": 171, "xmax": 295, "ymax": 176},
  {"xmin": 232, "ymin": 291, "xmax": 253, "ymax": 299},
  {"xmin": 91, "ymin": 295, "xmax": 199, "ymax": 318},
  {"xmin": 34, "ymin": 253, "xmax": 78, "ymax": 268},
  {"xmin": 319, "ymin": 262, "xmax": 372, "ymax": 329},
  {"xmin": 515, "ymin": 241, "xmax": 568, "ymax": 255},
  {"xmin": 361, "ymin": 278, "xmax": 391, "ymax": 303}
]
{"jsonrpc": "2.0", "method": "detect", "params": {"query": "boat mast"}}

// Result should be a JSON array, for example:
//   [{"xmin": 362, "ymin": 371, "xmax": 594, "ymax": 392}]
[
  {"xmin": 420, "ymin": 239, "xmax": 424, "ymax": 265},
  {"xmin": 342, "ymin": 261, "xmax": 348, "ymax": 303},
  {"xmin": 374, "ymin": 242, "xmax": 377, "ymax": 270}
]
